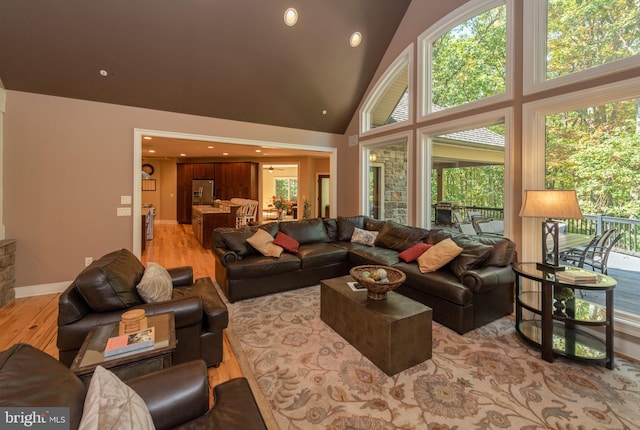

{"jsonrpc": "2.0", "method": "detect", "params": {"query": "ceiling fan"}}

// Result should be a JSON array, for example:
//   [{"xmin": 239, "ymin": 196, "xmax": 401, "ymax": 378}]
[{"xmin": 264, "ymin": 165, "xmax": 285, "ymax": 173}]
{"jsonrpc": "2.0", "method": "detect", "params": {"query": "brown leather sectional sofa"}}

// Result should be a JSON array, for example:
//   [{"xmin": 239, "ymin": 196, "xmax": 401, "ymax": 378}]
[
  {"xmin": 213, "ymin": 216, "xmax": 516, "ymax": 334},
  {"xmin": 0, "ymin": 343, "xmax": 267, "ymax": 430},
  {"xmin": 57, "ymin": 249, "xmax": 229, "ymax": 368}
]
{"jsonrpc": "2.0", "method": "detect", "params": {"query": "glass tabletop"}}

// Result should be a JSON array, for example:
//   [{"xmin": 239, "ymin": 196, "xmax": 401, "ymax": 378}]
[{"xmin": 513, "ymin": 262, "xmax": 616, "ymax": 290}]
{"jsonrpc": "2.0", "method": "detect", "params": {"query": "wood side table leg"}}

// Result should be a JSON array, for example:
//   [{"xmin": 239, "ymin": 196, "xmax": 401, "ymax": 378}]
[{"xmin": 606, "ymin": 289, "xmax": 614, "ymax": 369}]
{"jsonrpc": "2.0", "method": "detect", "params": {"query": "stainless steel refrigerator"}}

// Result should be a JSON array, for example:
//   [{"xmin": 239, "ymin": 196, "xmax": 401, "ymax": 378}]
[{"xmin": 192, "ymin": 179, "xmax": 215, "ymax": 205}]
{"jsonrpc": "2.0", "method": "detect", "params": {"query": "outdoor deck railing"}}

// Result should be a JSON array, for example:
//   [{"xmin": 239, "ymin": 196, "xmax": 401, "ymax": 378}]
[
  {"xmin": 564, "ymin": 215, "xmax": 640, "ymax": 257},
  {"xmin": 432, "ymin": 205, "xmax": 639, "ymax": 257}
]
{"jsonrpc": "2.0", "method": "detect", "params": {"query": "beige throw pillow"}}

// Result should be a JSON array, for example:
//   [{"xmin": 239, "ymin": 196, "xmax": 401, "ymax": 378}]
[
  {"xmin": 78, "ymin": 366, "xmax": 155, "ymax": 430},
  {"xmin": 351, "ymin": 227, "xmax": 378, "ymax": 246},
  {"xmin": 136, "ymin": 262, "xmax": 173, "ymax": 303},
  {"xmin": 246, "ymin": 228, "xmax": 283, "ymax": 257},
  {"xmin": 417, "ymin": 238, "xmax": 464, "ymax": 273}
]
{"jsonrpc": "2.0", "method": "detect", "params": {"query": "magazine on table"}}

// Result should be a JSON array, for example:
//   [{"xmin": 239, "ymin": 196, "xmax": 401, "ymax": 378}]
[
  {"xmin": 104, "ymin": 327, "xmax": 155, "ymax": 358},
  {"xmin": 347, "ymin": 281, "xmax": 367, "ymax": 292}
]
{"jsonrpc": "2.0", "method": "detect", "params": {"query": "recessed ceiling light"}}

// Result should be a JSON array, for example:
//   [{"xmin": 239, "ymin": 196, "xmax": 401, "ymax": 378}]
[
  {"xmin": 207, "ymin": 146, "xmax": 214, "ymax": 149},
  {"xmin": 180, "ymin": 153, "xmax": 187, "ymax": 157},
  {"xmin": 350, "ymin": 32, "xmax": 362, "ymax": 47},
  {"xmin": 255, "ymin": 149, "xmax": 262, "ymax": 153},
  {"xmin": 223, "ymin": 152, "xmax": 229, "ymax": 156},
  {"xmin": 322, "ymin": 110, "xmax": 327, "ymax": 115},
  {"xmin": 99, "ymin": 69, "xmax": 108, "ymax": 77},
  {"xmin": 143, "ymin": 136, "xmax": 152, "ymax": 140},
  {"xmin": 284, "ymin": 8, "xmax": 298, "ymax": 26},
  {"xmin": 148, "ymin": 149, "xmax": 156, "ymax": 153}
]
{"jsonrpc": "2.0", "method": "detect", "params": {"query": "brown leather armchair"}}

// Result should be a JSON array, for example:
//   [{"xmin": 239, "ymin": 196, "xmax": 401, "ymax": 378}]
[
  {"xmin": 57, "ymin": 249, "xmax": 228, "ymax": 368},
  {"xmin": 0, "ymin": 343, "xmax": 267, "ymax": 430}
]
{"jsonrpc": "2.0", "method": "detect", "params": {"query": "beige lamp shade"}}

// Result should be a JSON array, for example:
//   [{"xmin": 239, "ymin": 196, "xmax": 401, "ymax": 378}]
[{"xmin": 519, "ymin": 190, "xmax": 583, "ymax": 220}]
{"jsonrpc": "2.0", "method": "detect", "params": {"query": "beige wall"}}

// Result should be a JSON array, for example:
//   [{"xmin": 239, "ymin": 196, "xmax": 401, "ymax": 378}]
[
  {"xmin": 4, "ymin": 91, "xmax": 343, "ymax": 288},
  {"xmin": 141, "ymin": 158, "xmax": 177, "ymax": 222}
]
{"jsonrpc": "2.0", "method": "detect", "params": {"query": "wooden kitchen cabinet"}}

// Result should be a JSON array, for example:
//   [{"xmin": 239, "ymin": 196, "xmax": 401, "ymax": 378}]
[
  {"xmin": 177, "ymin": 162, "xmax": 258, "ymax": 224},
  {"xmin": 192, "ymin": 163, "xmax": 215, "ymax": 179},
  {"xmin": 214, "ymin": 162, "xmax": 258, "ymax": 201}
]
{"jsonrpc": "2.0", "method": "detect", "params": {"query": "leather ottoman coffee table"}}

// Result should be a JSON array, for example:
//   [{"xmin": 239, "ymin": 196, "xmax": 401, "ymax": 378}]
[{"xmin": 320, "ymin": 275, "xmax": 432, "ymax": 376}]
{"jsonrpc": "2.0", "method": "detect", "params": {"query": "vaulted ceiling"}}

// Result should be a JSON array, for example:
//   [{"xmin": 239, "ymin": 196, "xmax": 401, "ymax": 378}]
[{"xmin": 0, "ymin": 0, "xmax": 412, "ymax": 134}]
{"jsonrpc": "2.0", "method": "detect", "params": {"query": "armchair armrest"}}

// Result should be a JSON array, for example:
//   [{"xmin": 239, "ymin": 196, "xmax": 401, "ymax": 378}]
[
  {"xmin": 141, "ymin": 296, "xmax": 203, "ymax": 328},
  {"xmin": 167, "ymin": 266, "xmax": 193, "ymax": 287},
  {"xmin": 127, "ymin": 360, "xmax": 209, "ymax": 430}
]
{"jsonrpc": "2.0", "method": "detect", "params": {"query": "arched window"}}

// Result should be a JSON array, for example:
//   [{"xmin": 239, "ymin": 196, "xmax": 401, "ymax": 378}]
[{"xmin": 360, "ymin": 45, "xmax": 413, "ymax": 136}]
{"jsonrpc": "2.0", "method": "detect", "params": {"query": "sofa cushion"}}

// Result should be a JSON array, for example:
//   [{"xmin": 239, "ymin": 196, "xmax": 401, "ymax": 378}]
[
  {"xmin": 323, "ymin": 218, "xmax": 338, "ymax": 241},
  {"xmin": 75, "ymin": 249, "xmax": 145, "ymax": 312},
  {"xmin": 296, "ymin": 243, "xmax": 349, "ymax": 269},
  {"xmin": 417, "ymin": 238, "xmax": 463, "ymax": 273},
  {"xmin": 397, "ymin": 263, "xmax": 473, "ymax": 306},
  {"xmin": 477, "ymin": 236, "xmax": 516, "ymax": 267},
  {"xmin": 398, "ymin": 243, "xmax": 433, "ymax": 263},
  {"xmin": 273, "ymin": 231, "xmax": 300, "ymax": 253},
  {"xmin": 279, "ymin": 217, "xmax": 330, "ymax": 244},
  {"xmin": 364, "ymin": 217, "xmax": 387, "ymax": 231},
  {"xmin": 375, "ymin": 220, "xmax": 429, "ymax": 252},
  {"xmin": 246, "ymin": 229, "xmax": 283, "ymax": 258},
  {"xmin": 351, "ymin": 227, "xmax": 378, "ymax": 246},
  {"xmin": 337, "ymin": 216, "xmax": 365, "ymax": 241},
  {"xmin": 225, "ymin": 253, "xmax": 301, "ymax": 279},
  {"xmin": 79, "ymin": 366, "xmax": 154, "ymax": 430},
  {"xmin": 349, "ymin": 246, "xmax": 401, "ymax": 267},
  {"xmin": 0, "ymin": 344, "xmax": 87, "ymax": 430},
  {"xmin": 136, "ymin": 262, "xmax": 173, "ymax": 303}
]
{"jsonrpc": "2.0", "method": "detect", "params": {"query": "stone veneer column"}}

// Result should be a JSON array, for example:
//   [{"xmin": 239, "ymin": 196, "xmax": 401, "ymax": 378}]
[{"xmin": 0, "ymin": 239, "xmax": 16, "ymax": 307}]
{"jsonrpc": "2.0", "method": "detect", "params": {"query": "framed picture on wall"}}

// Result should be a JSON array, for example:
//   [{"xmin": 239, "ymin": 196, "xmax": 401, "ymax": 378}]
[{"xmin": 142, "ymin": 179, "xmax": 156, "ymax": 191}]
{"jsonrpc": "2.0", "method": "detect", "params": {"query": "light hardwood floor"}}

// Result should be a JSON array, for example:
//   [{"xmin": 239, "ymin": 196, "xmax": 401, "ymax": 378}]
[{"xmin": 0, "ymin": 224, "xmax": 243, "ymax": 389}]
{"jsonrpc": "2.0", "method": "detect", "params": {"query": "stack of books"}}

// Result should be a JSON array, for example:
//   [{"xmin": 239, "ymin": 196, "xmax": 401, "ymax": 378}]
[
  {"xmin": 555, "ymin": 269, "xmax": 598, "ymax": 284},
  {"xmin": 104, "ymin": 327, "xmax": 155, "ymax": 358}
]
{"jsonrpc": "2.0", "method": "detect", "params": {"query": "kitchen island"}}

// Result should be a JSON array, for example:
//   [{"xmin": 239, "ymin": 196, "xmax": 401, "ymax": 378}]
[{"xmin": 192, "ymin": 202, "xmax": 239, "ymax": 249}]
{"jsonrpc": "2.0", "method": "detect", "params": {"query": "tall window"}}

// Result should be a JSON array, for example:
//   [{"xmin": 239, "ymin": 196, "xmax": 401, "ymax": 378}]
[
  {"xmin": 362, "ymin": 133, "xmax": 411, "ymax": 224},
  {"xmin": 419, "ymin": 0, "xmax": 511, "ymax": 119},
  {"xmin": 275, "ymin": 178, "xmax": 297, "ymax": 202},
  {"xmin": 522, "ymin": 78, "xmax": 640, "ymax": 324},
  {"xmin": 524, "ymin": 0, "xmax": 640, "ymax": 92}
]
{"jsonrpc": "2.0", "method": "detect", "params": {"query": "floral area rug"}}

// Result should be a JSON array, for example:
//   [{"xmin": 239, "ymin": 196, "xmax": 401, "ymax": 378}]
[{"xmin": 226, "ymin": 285, "xmax": 640, "ymax": 430}]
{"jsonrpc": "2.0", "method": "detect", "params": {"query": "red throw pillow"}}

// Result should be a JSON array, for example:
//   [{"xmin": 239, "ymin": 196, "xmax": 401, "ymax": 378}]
[
  {"xmin": 273, "ymin": 231, "xmax": 300, "ymax": 253},
  {"xmin": 398, "ymin": 243, "xmax": 433, "ymax": 263}
]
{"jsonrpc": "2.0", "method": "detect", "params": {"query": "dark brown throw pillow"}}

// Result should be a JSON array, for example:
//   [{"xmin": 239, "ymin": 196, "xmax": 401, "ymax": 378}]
[
  {"xmin": 219, "ymin": 229, "xmax": 255, "ymax": 257},
  {"xmin": 448, "ymin": 241, "xmax": 493, "ymax": 279}
]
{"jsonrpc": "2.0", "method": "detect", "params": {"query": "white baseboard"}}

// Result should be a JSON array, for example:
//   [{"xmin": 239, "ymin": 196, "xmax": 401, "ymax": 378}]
[{"xmin": 15, "ymin": 281, "xmax": 70, "ymax": 298}]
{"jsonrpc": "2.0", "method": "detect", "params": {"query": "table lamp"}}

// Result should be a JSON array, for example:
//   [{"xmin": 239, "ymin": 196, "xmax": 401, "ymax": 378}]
[{"xmin": 519, "ymin": 190, "xmax": 583, "ymax": 271}]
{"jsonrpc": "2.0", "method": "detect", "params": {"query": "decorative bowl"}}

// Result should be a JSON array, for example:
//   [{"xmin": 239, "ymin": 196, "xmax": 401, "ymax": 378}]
[{"xmin": 349, "ymin": 265, "xmax": 406, "ymax": 300}]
